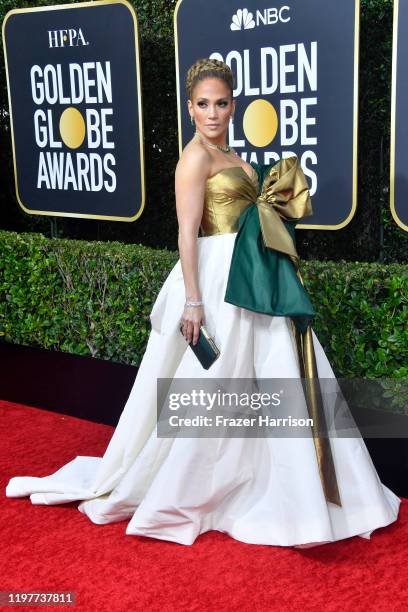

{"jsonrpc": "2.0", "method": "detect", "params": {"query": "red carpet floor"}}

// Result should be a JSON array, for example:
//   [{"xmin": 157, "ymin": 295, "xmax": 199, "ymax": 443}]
[{"xmin": 1, "ymin": 399, "xmax": 408, "ymax": 612}]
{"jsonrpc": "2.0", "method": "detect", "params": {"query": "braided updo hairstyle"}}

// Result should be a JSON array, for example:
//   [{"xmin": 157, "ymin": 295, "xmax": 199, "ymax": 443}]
[{"xmin": 186, "ymin": 58, "xmax": 234, "ymax": 99}]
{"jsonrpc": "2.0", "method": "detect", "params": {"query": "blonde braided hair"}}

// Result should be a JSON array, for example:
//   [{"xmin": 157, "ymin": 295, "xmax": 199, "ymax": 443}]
[{"xmin": 186, "ymin": 58, "xmax": 234, "ymax": 99}]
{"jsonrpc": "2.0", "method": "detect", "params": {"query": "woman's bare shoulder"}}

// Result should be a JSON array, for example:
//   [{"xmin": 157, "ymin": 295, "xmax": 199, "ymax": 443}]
[{"xmin": 176, "ymin": 140, "xmax": 212, "ymax": 183}]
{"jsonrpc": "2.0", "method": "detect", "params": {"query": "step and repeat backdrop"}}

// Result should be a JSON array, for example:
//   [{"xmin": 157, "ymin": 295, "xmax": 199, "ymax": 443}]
[
  {"xmin": 175, "ymin": 0, "xmax": 360, "ymax": 229},
  {"xmin": 1, "ymin": 0, "xmax": 407, "ymax": 233},
  {"xmin": 3, "ymin": 0, "xmax": 145, "ymax": 222}
]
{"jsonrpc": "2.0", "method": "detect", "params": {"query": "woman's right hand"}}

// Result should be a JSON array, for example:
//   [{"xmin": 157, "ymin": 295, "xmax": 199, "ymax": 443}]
[{"xmin": 180, "ymin": 305, "xmax": 205, "ymax": 345}]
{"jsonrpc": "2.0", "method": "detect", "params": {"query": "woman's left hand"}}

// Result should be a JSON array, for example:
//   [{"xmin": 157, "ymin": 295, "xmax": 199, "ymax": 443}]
[{"xmin": 180, "ymin": 304, "xmax": 205, "ymax": 345}]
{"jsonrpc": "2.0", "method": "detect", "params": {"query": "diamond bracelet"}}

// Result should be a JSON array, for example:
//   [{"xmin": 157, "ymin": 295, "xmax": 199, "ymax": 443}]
[{"xmin": 184, "ymin": 300, "xmax": 203, "ymax": 308}]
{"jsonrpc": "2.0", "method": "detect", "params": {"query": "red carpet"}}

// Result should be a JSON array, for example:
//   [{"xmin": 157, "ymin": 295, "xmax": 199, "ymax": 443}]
[{"xmin": 1, "ymin": 399, "xmax": 407, "ymax": 611}]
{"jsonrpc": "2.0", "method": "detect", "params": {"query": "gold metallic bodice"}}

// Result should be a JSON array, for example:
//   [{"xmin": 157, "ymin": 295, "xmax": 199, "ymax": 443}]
[{"xmin": 200, "ymin": 165, "xmax": 259, "ymax": 236}]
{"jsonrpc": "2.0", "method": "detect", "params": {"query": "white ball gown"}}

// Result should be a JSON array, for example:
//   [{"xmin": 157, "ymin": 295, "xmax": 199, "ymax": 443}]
[{"xmin": 6, "ymin": 157, "xmax": 400, "ymax": 547}]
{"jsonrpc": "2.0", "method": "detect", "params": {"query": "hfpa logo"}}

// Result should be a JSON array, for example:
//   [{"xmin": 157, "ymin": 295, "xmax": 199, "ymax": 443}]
[
  {"xmin": 48, "ymin": 28, "xmax": 89, "ymax": 48},
  {"xmin": 230, "ymin": 7, "xmax": 291, "ymax": 31}
]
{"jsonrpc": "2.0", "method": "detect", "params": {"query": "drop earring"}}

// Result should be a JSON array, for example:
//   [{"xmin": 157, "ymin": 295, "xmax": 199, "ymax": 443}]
[{"xmin": 190, "ymin": 116, "xmax": 195, "ymax": 126}]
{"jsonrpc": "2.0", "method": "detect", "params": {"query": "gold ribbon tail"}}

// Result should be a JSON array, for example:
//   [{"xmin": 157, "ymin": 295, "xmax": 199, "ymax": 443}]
[{"xmin": 290, "ymin": 275, "xmax": 342, "ymax": 507}]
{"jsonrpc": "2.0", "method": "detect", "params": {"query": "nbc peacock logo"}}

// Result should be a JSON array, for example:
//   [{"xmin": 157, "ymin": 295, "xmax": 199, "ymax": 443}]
[
  {"xmin": 230, "ymin": 8, "xmax": 255, "ymax": 31},
  {"xmin": 230, "ymin": 6, "xmax": 291, "ymax": 30}
]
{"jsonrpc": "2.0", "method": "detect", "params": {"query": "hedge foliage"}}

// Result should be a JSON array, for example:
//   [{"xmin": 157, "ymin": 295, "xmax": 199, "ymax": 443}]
[
  {"xmin": 0, "ymin": 0, "xmax": 407, "ymax": 263},
  {"xmin": 0, "ymin": 229, "xmax": 406, "ymax": 379},
  {"xmin": 0, "ymin": 229, "xmax": 178, "ymax": 365}
]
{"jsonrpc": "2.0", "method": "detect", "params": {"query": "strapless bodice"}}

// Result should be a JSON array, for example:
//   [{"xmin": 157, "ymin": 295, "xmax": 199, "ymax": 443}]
[{"xmin": 200, "ymin": 165, "xmax": 259, "ymax": 236}]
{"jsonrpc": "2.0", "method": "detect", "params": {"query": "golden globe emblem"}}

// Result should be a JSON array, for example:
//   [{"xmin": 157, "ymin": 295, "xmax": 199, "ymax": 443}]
[
  {"xmin": 243, "ymin": 99, "xmax": 278, "ymax": 147},
  {"xmin": 59, "ymin": 107, "xmax": 86, "ymax": 149}
]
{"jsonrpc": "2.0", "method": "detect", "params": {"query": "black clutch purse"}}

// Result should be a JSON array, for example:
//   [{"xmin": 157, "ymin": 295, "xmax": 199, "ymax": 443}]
[{"xmin": 180, "ymin": 324, "xmax": 220, "ymax": 370}]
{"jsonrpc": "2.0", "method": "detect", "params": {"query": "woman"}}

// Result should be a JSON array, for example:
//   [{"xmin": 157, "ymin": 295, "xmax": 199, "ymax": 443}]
[{"xmin": 6, "ymin": 58, "xmax": 400, "ymax": 547}]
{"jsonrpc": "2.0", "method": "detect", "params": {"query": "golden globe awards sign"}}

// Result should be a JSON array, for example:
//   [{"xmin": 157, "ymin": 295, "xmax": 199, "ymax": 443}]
[
  {"xmin": 390, "ymin": 0, "xmax": 408, "ymax": 232},
  {"xmin": 2, "ymin": 0, "xmax": 145, "ymax": 222},
  {"xmin": 174, "ymin": 0, "xmax": 359, "ymax": 229}
]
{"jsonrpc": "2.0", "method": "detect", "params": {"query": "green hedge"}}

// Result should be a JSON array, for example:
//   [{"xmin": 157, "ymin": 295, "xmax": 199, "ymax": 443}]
[
  {"xmin": 0, "ymin": 229, "xmax": 178, "ymax": 365},
  {"xmin": 0, "ymin": 229, "xmax": 407, "ymax": 377}
]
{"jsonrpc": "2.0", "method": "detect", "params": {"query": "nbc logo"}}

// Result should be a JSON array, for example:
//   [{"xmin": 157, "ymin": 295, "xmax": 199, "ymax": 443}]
[
  {"xmin": 230, "ymin": 6, "xmax": 291, "ymax": 31},
  {"xmin": 230, "ymin": 8, "xmax": 255, "ymax": 30}
]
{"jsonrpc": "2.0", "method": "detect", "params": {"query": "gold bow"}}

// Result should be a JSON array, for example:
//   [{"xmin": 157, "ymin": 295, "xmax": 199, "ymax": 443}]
[
  {"xmin": 256, "ymin": 156, "xmax": 313, "ymax": 270},
  {"xmin": 257, "ymin": 156, "xmax": 342, "ymax": 507}
]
